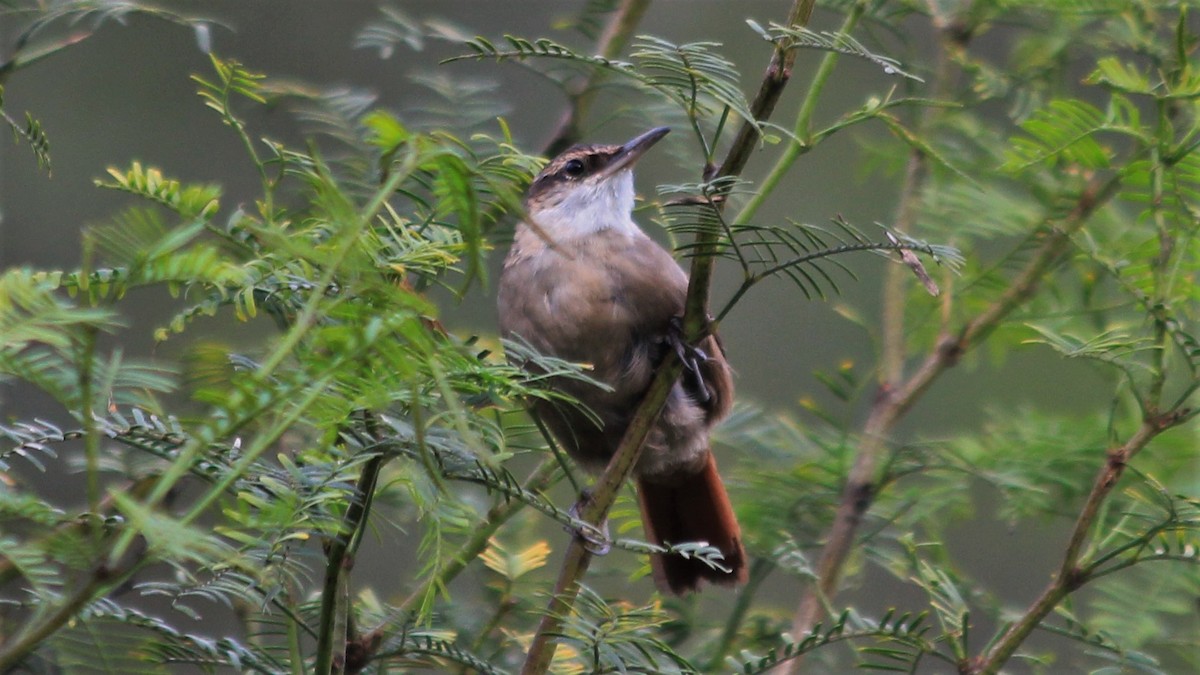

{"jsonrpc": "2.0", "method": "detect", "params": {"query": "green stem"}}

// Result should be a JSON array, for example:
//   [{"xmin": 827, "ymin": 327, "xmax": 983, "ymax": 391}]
[
  {"xmin": 77, "ymin": 326, "xmax": 101, "ymax": 519},
  {"xmin": 1147, "ymin": 114, "xmax": 1170, "ymax": 409},
  {"xmin": 733, "ymin": 2, "xmax": 866, "ymax": 226},
  {"xmin": 288, "ymin": 612, "xmax": 307, "ymax": 675},
  {"xmin": 704, "ymin": 557, "xmax": 772, "ymax": 670},
  {"xmin": 315, "ymin": 450, "xmax": 389, "ymax": 675}
]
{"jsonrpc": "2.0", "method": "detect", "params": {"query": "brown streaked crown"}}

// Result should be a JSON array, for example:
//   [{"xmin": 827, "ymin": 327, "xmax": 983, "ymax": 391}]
[
  {"xmin": 525, "ymin": 127, "xmax": 671, "ymax": 209},
  {"xmin": 525, "ymin": 143, "xmax": 622, "ymax": 208}
]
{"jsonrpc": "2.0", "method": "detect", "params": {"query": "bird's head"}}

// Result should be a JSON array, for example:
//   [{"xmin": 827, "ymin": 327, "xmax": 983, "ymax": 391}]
[{"xmin": 524, "ymin": 127, "xmax": 669, "ymax": 238}]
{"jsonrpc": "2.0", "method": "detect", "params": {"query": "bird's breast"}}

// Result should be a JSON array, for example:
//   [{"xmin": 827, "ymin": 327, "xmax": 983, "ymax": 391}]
[{"xmin": 498, "ymin": 227, "xmax": 686, "ymax": 381}]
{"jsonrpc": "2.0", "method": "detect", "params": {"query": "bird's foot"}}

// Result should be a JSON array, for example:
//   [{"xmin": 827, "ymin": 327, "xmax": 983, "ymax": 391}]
[
  {"xmin": 667, "ymin": 316, "xmax": 711, "ymax": 403},
  {"xmin": 567, "ymin": 490, "xmax": 611, "ymax": 555}
]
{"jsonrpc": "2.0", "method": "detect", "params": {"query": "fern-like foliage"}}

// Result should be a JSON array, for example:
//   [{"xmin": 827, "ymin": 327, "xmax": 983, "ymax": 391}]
[
  {"xmin": 731, "ymin": 609, "xmax": 948, "ymax": 674},
  {"xmin": 2, "ymin": 2, "xmax": 1197, "ymax": 674},
  {"xmin": 448, "ymin": 33, "xmax": 762, "ymax": 143},
  {"xmin": 1003, "ymin": 96, "xmax": 1147, "ymax": 173},
  {"xmin": 353, "ymin": 4, "xmax": 427, "ymax": 58},
  {"xmin": 0, "ymin": 104, "xmax": 51, "ymax": 172},
  {"xmin": 55, "ymin": 599, "xmax": 286, "ymax": 673},
  {"xmin": 747, "ymin": 20, "xmax": 922, "ymax": 81},
  {"xmin": 550, "ymin": 586, "xmax": 696, "ymax": 673},
  {"xmin": 657, "ymin": 186, "xmax": 961, "ymax": 317},
  {"xmin": 96, "ymin": 163, "xmax": 221, "ymax": 220},
  {"xmin": 630, "ymin": 35, "xmax": 759, "ymax": 133},
  {"xmin": 0, "ymin": 0, "xmax": 215, "ymax": 174}
]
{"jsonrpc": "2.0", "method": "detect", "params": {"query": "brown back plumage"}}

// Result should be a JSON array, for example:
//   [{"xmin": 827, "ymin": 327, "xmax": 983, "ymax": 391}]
[{"xmin": 497, "ymin": 129, "xmax": 745, "ymax": 593}]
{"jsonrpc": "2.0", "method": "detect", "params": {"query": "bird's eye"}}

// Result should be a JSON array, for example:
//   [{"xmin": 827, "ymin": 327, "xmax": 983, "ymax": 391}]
[{"xmin": 562, "ymin": 158, "xmax": 585, "ymax": 178}]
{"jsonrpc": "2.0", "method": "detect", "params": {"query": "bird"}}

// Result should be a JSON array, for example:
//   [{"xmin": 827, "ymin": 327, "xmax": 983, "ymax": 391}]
[{"xmin": 497, "ymin": 126, "xmax": 747, "ymax": 594}]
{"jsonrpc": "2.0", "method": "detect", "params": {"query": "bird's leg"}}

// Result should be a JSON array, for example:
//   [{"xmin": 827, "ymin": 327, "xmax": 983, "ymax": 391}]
[
  {"xmin": 666, "ymin": 316, "xmax": 711, "ymax": 403},
  {"xmin": 567, "ymin": 488, "xmax": 611, "ymax": 555}
]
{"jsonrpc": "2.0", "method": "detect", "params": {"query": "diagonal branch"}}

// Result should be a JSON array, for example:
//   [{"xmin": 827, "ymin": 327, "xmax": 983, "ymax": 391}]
[
  {"xmin": 345, "ymin": 459, "xmax": 560, "ymax": 674},
  {"xmin": 968, "ymin": 408, "xmax": 1189, "ymax": 675},
  {"xmin": 541, "ymin": 0, "xmax": 653, "ymax": 156}
]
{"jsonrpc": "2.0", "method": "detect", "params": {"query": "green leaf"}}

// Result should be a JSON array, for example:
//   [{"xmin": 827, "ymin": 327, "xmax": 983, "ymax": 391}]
[
  {"xmin": 95, "ymin": 162, "xmax": 221, "ymax": 220},
  {"xmin": 111, "ymin": 491, "xmax": 231, "ymax": 566},
  {"xmin": 1086, "ymin": 57, "xmax": 1157, "ymax": 96}
]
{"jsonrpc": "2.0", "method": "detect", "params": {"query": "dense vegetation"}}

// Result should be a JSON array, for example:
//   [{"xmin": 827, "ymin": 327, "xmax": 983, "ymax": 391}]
[{"xmin": 1, "ymin": 1, "xmax": 1196, "ymax": 673}]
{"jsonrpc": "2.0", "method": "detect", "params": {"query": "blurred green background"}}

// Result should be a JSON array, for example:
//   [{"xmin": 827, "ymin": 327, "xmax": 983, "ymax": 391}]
[
  {"xmin": 1, "ymin": 0, "xmax": 1110, "ymax": 422},
  {"xmin": 0, "ymin": 1, "xmax": 1134, "ymax": 668}
]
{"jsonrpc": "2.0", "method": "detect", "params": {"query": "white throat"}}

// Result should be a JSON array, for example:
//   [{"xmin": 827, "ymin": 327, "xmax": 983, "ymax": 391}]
[{"xmin": 529, "ymin": 170, "xmax": 639, "ymax": 239}]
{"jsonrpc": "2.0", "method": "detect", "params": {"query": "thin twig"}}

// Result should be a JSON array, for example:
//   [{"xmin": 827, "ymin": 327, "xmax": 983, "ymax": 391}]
[
  {"xmin": 716, "ymin": 238, "xmax": 950, "ymax": 323},
  {"xmin": 77, "ymin": 326, "xmax": 101, "ymax": 525},
  {"xmin": 704, "ymin": 557, "xmax": 773, "ymax": 670},
  {"xmin": 0, "ymin": 536, "xmax": 148, "ymax": 671},
  {"xmin": 783, "ymin": 22, "xmax": 961, "ymax": 665},
  {"xmin": 734, "ymin": 1, "xmax": 866, "ymax": 226},
  {"xmin": 879, "ymin": 0, "xmax": 971, "ymax": 387},
  {"xmin": 968, "ymin": 409, "xmax": 1187, "ymax": 675},
  {"xmin": 969, "ymin": 128, "xmax": 1187, "ymax": 672},
  {"xmin": 397, "ymin": 458, "xmax": 560, "ymax": 615}
]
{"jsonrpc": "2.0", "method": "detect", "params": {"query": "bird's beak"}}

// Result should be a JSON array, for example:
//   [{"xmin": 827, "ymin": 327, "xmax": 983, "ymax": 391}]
[{"xmin": 596, "ymin": 126, "xmax": 670, "ymax": 180}]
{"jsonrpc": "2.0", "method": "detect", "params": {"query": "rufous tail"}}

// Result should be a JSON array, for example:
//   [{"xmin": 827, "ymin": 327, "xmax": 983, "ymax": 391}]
[{"xmin": 636, "ymin": 451, "xmax": 747, "ymax": 595}]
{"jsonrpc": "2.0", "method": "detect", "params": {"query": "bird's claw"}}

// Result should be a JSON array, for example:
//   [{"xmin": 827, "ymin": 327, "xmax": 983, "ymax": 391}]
[
  {"xmin": 667, "ymin": 316, "xmax": 711, "ymax": 403},
  {"xmin": 567, "ymin": 491, "xmax": 611, "ymax": 555}
]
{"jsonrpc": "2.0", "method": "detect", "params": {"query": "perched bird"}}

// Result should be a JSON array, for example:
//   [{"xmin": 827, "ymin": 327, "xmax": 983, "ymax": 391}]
[{"xmin": 497, "ymin": 127, "xmax": 747, "ymax": 594}]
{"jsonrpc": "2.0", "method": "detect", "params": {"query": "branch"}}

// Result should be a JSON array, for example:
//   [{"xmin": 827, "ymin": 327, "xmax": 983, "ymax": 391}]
[
  {"xmin": 345, "ymin": 459, "xmax": 560, "ymax": 675},
  {"xmin": 397, "ymin": 459, "xmax": 560, "ymax": 614},
  {"xmin": 314, "ymin": 444, "xmax": 389, "ymax": 675},
  {"xmin": 786, "ymin": 173, "xmax": 1125, "ymax": 666},
  {"xmin": 733, "ymin": 2, "xmax": 866, "ymax": 226},
  {"xmin": 967, "ymin": 135, "xmax": 1188, "ymax": 672},
  {"xmin": 968, "ymin": 409, "xmax": 1189, "ymax": 675},
  {"xmin": 0, "ymin": 475, "xmax": 156, "ymax": 586},
  {"xmin": 520, "ymin": 2, "xmax": 818, "ymax": 673},
  {"xmin": 541, "ymin": 0, "xmax": 653, "ymax": 156},
  {"xmin": 0, "ymin": 531, "xmax": 149, "ymax": 671},
  {"xmin": 879, "ymin": 0, "xmax": 968, "ymax": 391},
  {"xmin": 519, "ymin": 357, "xmax": 683, "ymax": 675}
]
